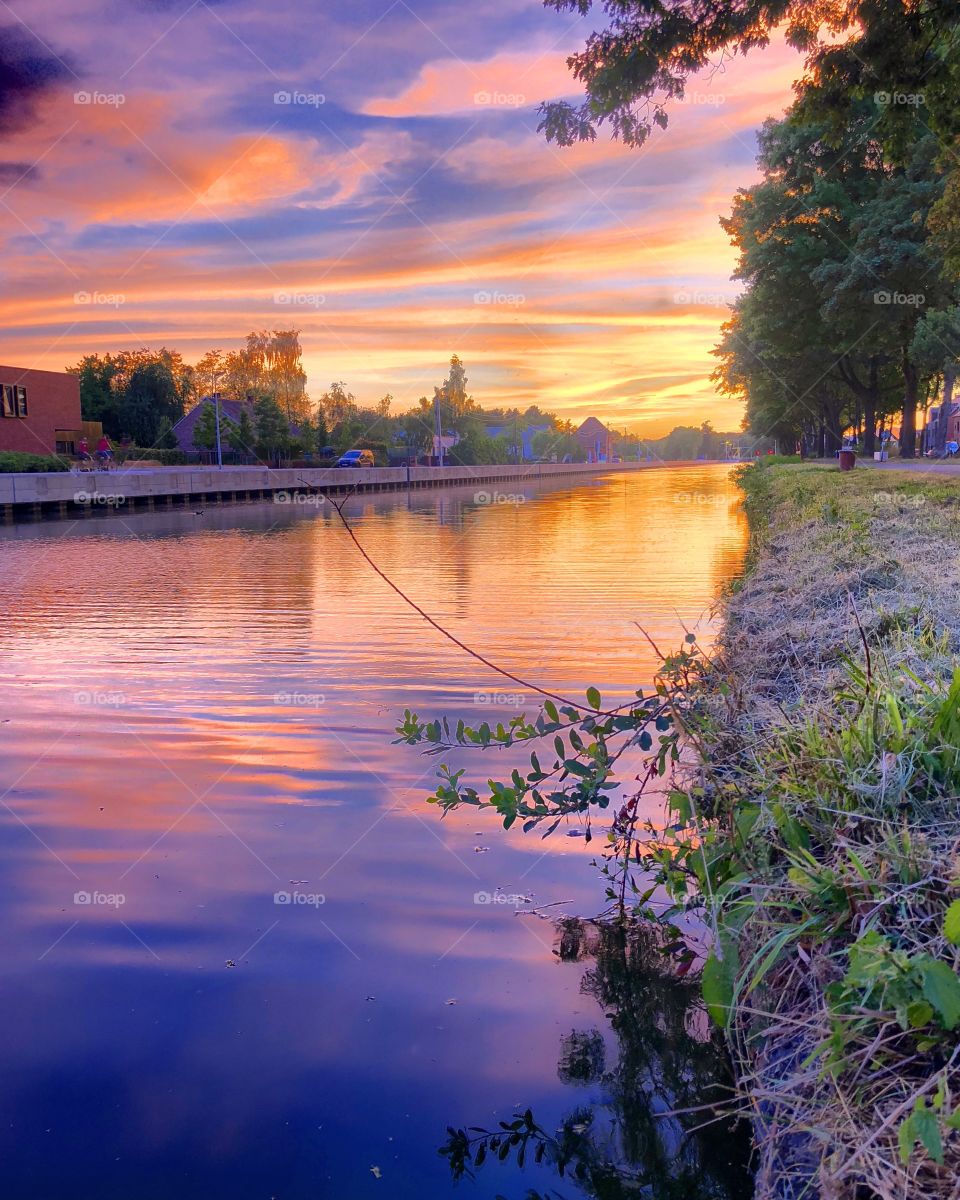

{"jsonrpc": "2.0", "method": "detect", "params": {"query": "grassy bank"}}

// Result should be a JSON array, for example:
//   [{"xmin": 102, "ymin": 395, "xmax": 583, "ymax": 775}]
[{"xmin": 684, "ymin": 463, "xmax": 960, "ymax": 1199}]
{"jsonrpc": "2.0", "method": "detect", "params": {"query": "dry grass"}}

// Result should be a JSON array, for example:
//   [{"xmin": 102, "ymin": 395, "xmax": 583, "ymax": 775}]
[
  {"xmin": 696, "ymin": 463, "xmax": 960, "ymax": 1200},
  {"xmin": 723, "ymin": 463, "xmax": 960, "ymax": 717}
]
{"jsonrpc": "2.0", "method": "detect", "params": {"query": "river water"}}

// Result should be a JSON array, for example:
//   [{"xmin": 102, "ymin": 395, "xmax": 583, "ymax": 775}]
[{"xmin": 0, "ymin": 464, "xmax": 749, "ymax": 1200}]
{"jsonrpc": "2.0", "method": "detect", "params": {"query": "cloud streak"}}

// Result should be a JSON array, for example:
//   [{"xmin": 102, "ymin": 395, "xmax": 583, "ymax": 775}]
[{"xmin": 0, "ymin": 2, "xmax": 803, "ymax": 433}]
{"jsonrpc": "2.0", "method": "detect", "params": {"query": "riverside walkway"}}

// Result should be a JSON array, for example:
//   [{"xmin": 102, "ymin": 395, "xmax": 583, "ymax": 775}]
[{"xmin": 0, "ymin": 459, "xmax": 720, "ymax": 521}]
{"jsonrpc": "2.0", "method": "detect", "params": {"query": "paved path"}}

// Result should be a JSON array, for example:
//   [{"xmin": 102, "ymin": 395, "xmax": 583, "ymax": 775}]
[{"xmin": 864, "ymin": 459, "xmax": 960, "ymax": 475}]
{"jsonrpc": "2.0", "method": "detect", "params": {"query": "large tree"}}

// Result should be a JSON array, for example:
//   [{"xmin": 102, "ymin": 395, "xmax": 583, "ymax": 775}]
[{"xmin": 538, "ymin": 0, "xmax": 960, "ymax": 153}]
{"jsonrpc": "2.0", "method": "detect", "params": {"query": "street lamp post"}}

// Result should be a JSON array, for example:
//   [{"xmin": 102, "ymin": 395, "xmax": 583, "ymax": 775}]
[{"xmin": 212, "ymin": 373, "xmax": 222, "ymax": 469}]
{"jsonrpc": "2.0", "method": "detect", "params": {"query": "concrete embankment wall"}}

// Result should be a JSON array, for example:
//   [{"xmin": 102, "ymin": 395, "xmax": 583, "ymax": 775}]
[{"xmin": 0, "ymin": 459, "xmax": 724, "ymax": 521}]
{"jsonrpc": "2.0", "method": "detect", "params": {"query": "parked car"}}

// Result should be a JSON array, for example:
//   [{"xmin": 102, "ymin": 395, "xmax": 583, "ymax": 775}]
[{"xmin": 336, "ymin": 449, "xmax": 375, "ymax": 468}]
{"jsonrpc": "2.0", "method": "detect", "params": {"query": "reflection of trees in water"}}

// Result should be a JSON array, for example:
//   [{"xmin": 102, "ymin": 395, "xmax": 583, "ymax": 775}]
[{"xmin": 442, "ymin": 917, "xmax": 753, "ymax": 1200}]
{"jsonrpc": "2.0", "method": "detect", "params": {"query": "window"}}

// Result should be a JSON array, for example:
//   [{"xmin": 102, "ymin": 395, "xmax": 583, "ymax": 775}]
[
  {"xmin": 1, "ymin": 383, "xmax": 28, "ymax": 416},
  {"xmin": 56, "ymin": 439, "xmax": 75, "ymax": 455}
]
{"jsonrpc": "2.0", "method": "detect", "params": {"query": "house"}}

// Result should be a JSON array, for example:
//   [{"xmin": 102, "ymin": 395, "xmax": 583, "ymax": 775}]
[
  {"xmin": 924, "ymin": 401, "xmax": 960, "ymax": 452},
  {"xmin": 171, "ymin": 395, "xmax": 254, "ymax": 452},
  {"xmin": 0, "ymin": 364, "xmax": 82, "ymax": 456},
  {"xmin": 575, "ymin": 417, "xmax": 613, "ymax": 463},
  {"xmin": 485, "ymin": 421, "xmax": 551, "ymax": 460}
]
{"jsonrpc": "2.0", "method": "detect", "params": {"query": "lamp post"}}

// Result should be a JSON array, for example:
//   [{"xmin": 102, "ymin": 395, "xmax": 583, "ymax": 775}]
[{"xmin": 212, "ymin": 373, "xmax": 222, "ymax": 469}]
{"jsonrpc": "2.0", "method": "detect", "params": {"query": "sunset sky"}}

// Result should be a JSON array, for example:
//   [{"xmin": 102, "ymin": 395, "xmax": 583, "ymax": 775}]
[{"xmin": 1, "ymin": 1, "xmax": 804, "ymax": 435}]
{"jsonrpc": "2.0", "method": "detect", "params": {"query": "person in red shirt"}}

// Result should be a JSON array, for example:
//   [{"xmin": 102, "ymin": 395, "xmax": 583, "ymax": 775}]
[{"xmin": 96, "ymin": 435, "xmax": 113, "ymax": 466}]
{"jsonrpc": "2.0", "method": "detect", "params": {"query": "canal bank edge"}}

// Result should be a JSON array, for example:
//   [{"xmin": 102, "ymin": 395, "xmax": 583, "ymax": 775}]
[
  {"xmin": 689, "ymin": 462, "xmax": 960, "ymax": 1200},
  {"xmin": 0, "ymin": 459, "xmax": 723, "ymax": 521}
]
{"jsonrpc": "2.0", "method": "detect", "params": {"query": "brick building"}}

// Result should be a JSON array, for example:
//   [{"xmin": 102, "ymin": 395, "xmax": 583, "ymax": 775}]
[
  {"xmin": 0, "ymin": 365, "xmax": 83, "ymax": 456},
  {"xmin": 575, "ymin": 416, "xmax": 613, "ymax": 463}
]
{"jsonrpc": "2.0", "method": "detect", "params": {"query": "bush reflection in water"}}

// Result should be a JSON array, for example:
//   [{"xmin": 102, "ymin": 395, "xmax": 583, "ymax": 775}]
[{"xmin": 442, "ymin": 917, "xmax": 753, "ymax": 1200}]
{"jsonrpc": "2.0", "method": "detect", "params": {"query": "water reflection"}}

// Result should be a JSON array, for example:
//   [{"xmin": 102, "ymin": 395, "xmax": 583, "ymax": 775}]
[
  {"xmin": 0, "ymin": 466, "xmax": 748, "ymax": 1198},
  {"xmin": 443, "ymin": 917, "xmax": 753, "ymax": 1200}
]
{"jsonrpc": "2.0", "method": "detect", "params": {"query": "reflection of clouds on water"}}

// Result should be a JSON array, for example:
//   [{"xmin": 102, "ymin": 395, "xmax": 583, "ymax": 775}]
[{"xmin": 0, "ymin": 466, "xmax": 747, "ymax": 1195}]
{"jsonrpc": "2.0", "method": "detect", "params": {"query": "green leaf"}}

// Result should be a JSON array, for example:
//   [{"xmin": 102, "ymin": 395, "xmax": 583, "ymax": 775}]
[
  {"xmin": 544, "ymin": 701, "xmax": 559, "ymax": 724},
  {"xmin": 668, "ymin": 789, "xmax": 692, "ymax": 824},
  {"xmin": 912, "ymin": 1102, "xmax": 944, "ymax": 1165},
  {"xmin": 586, "ymin": 686, "xmax": 601, "ymax": 710},
  {"xmin": 920, "ymin": 960, "xmax": 960, "ymax": 1030},
  {"xmin": 906, "ymin": 1000, "xmax": 934, "ymax": 1029},
  {"xmin": 702, "ymin": 936, "xmax": 737, "ymax": 1028},
  {"xmin": 944, "ymin": 900, "xmax": 960, "ymax": 947}
]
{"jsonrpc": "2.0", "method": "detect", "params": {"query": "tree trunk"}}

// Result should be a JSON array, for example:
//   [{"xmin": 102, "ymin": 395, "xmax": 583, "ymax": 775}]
[
  {"xmin": 862, "ymin": 357, "xmax": 878, "ymax": 456},
  {"xmin": 822, "ymin": 395, "xmax": 843, "ymax": 456},
  {"xmin": 900, "ymin": 345, "xmax": 918, "ymax": 459}
]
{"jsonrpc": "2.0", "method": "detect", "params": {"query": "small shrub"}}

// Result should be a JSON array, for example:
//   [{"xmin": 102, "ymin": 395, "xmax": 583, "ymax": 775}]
[{"xmin": 0, "ymin": 451, "xmax": 69, "ymax": 473}]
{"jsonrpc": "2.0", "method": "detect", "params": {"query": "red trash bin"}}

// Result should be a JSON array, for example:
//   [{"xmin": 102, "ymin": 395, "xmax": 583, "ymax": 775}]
[{"xmin": 839, "ymin": 449, "xmax": 856, "ymax": 471}]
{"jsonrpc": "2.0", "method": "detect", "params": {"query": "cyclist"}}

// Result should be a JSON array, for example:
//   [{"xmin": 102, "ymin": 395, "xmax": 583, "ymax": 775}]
[{"xmin": 95, "ymin": 434, "xmax": 113, "ymax": 468}]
